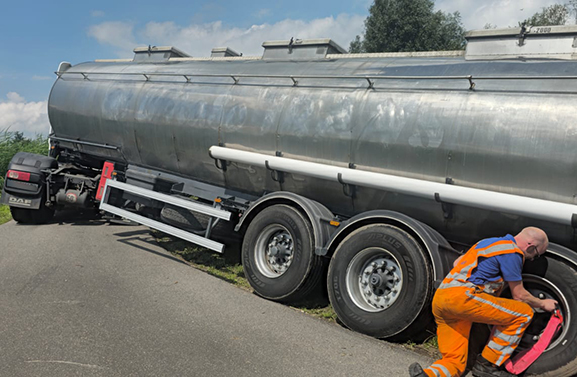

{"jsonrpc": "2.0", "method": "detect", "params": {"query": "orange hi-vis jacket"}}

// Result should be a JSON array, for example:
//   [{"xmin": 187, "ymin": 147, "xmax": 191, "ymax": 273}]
[
  {"xmin": 438, "ymin": 239, "xmax": 525, "ymax": 295},
  {"xmin": 422, "ymin": 238, "xmax": 532, "ymax": 377}
]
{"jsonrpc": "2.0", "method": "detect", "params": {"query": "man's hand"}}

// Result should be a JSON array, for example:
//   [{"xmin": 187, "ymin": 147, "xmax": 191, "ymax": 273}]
[{"xmin": 540, "ymin": 298, "xmax": 558, "ymax": 312}]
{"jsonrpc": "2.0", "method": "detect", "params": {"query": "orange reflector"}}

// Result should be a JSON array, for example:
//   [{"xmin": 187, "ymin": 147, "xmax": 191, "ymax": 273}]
[
  {"xmin": 214, "ymin": 198, "xmax": 222, "ymax": 203},
  {"xmin": 330, "ymin": 220, "xmax": 340, "ymax": 227}
]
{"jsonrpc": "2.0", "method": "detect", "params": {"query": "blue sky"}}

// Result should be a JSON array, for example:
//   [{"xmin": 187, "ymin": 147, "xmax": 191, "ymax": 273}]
[{"xmin": 0, "ymin": 0, "xmax": 561, "ymax": 136}]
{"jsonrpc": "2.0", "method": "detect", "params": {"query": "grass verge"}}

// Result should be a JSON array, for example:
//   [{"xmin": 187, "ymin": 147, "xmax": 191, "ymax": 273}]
[
  {"xmin": 152, "ymin": 230, "xmax": 437, "ymax": 357},
  {"xmin": 0, "ymin": 204, "xmax": 11, "ymax": 225},
  {"xmin": 153, "ymin": 230, "xmax": 337, "ymax": 319}
]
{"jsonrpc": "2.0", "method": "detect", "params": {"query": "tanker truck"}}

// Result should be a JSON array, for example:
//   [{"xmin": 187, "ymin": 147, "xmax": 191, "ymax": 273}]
[{"xmin": 3, "ymin": 25, "xmax": 577, "ymax": 375}]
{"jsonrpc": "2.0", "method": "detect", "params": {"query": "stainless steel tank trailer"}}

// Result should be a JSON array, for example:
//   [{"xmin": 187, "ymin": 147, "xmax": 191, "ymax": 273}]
[{"xmin": 4, "ymin": 25, "xmax": 577, "ymax": 376}]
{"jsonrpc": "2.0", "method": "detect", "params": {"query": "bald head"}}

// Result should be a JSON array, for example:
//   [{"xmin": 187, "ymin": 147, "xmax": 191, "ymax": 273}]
[{"xmin": 515, "ymin": 227, "xmax": 549, "ymax": 258}]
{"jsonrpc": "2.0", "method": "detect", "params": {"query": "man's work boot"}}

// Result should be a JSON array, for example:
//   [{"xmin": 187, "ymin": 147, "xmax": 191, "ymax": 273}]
[
  {"xmin": 408, "ymin": 362, "xmax": 427, "ymax": 377},
  {"xmin": 472, "ymin": 355, "xmax": 516, "ymax": 377}
]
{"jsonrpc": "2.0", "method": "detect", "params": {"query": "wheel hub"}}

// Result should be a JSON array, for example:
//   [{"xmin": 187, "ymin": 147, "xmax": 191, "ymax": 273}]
[
  {"xmin": 266, "ymin": 233, "xmax": 293, "ymax": 273},
  {"xmin": 346, "ymin": 248, "xmax": 403, "ymax": 312},
  {"xmin": 254, "ymin": 225, "xmax": 295, "ymax": 278}
]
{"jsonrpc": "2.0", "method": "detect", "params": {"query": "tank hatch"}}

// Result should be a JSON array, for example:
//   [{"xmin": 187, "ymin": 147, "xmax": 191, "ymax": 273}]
[
  {"xmin": 262, "ymin": 38, "xmax": 346, "ymax": 60},
  {"xmin": 133, "ymin": 46, "xmax": 190, "ymax": 62},
  {"xmin": 465, "ymin": 25, "xmax": 577, "ymax": 60},
  {"xmin": 211, "ymin": 47, "xmax": 242, "ymax": 57}
]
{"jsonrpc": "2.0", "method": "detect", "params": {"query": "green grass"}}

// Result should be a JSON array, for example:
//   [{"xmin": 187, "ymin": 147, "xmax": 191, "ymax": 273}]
[
  {"xmin": 0, "ymin": 204, "xmax": 11, "ymax": 225},
  {"xmin": 153, "ymin": 230, "xmax": 438, "ymax": 355},
  {"xmin": 153, "ymin": 230, "xmax": 338, "ymax": 321}
]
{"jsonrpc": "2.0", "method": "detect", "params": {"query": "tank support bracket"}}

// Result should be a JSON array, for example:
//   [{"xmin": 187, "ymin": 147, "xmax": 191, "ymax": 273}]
[
  {"xmin": 338, "ymin": 172, "xmax": 356, "ymax": 198},
  {"xmin": 468, "ymin": 75, "xmax": 475, "ymax": 90},
  {"xmin": 571, "ymin": 213, "xmax": 577, "ymax": 243},
  {"xmin": 208, "ymin": 148, "xmax": 228, "ymax": 172},
  {"xmin": 365, "ymin": 78, "xmax": 375, "ymax": 89},
  {"xmin": 265, "ymin": 160, "xmax": 284, "ymax": 184},
  {"xmin": 435, "ymin": 192, "xmax": 453, "ymax": 220}
]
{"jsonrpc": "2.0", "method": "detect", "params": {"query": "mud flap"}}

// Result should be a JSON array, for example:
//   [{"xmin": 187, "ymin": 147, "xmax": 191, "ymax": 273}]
[{"xmin": 0, "ymin": 188, "xmax": 42, "ymax": 209}]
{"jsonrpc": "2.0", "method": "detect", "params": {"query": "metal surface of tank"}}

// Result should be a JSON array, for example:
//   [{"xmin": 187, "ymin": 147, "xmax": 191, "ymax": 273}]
[{"xmin": 47, "ymin": 34, "xmax": 577, "ymax": 247}]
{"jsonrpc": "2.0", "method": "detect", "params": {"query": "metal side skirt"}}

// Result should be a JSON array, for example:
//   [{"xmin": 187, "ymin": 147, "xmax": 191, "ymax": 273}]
[{"xmin": 100, "ymin": 180, "xmax": 229, "ymax": 253}]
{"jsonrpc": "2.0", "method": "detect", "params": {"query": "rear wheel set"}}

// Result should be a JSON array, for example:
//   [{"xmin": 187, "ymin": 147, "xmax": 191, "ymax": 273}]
[
  {"xmin": 327, "ymin": 224, "xmax": 434, "ymax": 340},
  {"xmin": 243, "ymin": 210, "xmax": 436, "ymax": 340}
]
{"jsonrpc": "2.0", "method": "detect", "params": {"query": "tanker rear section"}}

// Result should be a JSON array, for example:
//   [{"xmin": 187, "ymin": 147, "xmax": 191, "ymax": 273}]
[{"xmin": 3, "ymin": 27, "xmax": 577, "ymax": 376}]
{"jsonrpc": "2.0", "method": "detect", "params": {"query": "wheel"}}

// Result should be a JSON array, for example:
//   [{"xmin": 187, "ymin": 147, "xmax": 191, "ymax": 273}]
[
  {"xmin": 10, "ymin": 202, "xmax": 54, "ymax": 224},
  {"xmin": 10, "ymin": 207, "xmax": 32, "ymax": 223},
  {"xmin": 241, "ymin": 204, "xmax": 325, "ymax": 303},
  {"xmin": 508, "ymin": 258, "xmax": 577, "ymax": 377},
  {"xmin": 327, "ymin": 224, "xmax": 434, "ymax": 340}
]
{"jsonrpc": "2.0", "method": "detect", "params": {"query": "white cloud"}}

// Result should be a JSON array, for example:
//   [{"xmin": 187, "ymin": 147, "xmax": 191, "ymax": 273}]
[
  {"xmin": 6, "ymin": 92, "xmax": 25, "ymax": 103},
  {"xmin": 89, "ymin": 14, "xmax": 365, "ymax": 57},
  {"xmin": 0, "ymin": 93, "xmax": 50, "ymax": 136},
  {"xmin": 87, "ymin": 21, "xmax": 137, "ymax": 57},
  {"xmin": 436, "ymin": 0, "xmax": 561, "ymax": 30}
]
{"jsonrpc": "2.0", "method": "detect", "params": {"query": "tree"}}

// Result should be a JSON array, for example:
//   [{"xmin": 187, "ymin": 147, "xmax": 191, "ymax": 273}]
[
  {"xmin": 520, "ymin": 4, "xmax": 569, "ymax": 26},
  {"xmin": 349, "ymin": 35, "xmax": 363, "ymax": 53},
  {"xmin": 349, "ymin": 0, "xmax": 466, "ymax": 53},
  {"xmin": 0, "ymin": 130, "xmax": 48, "ymax": 190}
]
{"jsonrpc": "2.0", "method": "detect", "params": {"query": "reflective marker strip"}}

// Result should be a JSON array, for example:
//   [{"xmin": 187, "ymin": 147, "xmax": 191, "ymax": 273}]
[
  {"xmin": 465, "ymin": 290, "xmax": 532, "ymax": 365},
  {"xmin": 430, "ymin": 363, "xmax": 451, "ymax": 376}
]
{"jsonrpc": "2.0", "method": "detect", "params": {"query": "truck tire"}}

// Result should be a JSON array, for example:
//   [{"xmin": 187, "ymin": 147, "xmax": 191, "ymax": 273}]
[
  {"xmin": 515, "ymin": 258, "xmax": 577, "ymax": 377},
  {"xmin": 10, "ymin": 202, "xmax": 54, "ymax": 224},
  {"xmin": 327, "ymin": 224, "xmax": 434, "ymax": 340},
  {"xmin": 242, "ymin": 204, "xmax": 325, "ymax": 304}
]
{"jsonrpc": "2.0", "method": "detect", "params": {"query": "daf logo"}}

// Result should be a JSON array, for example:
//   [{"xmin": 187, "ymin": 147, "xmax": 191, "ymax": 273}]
[{"xmin": 9, "ymin": 197, "xmax": 32, "ymax": 207}]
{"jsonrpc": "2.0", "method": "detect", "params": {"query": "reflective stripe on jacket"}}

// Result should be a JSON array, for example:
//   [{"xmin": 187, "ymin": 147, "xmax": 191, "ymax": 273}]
[{"xmin": 438, "ymin": 239, "xmax": 525, "ymax": 295}]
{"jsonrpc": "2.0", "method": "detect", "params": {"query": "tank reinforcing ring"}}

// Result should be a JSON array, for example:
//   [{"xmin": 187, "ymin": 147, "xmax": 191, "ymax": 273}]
[
  {"xmin": 518, "ymin": 274, "xmax": 569, "ymax": 351},
  {"xmin": 254, "ymin": 224, "xmax": 294, "ymax": 278},
  {"xmin": 345, "ymin": 247, "xmax": 403, "ymax": 312}
]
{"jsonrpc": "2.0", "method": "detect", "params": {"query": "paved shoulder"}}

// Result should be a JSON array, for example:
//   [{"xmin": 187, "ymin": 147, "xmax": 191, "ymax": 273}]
[{"xmin": 0, "ymin": 217, "xmax": 433, "ymax": 376}]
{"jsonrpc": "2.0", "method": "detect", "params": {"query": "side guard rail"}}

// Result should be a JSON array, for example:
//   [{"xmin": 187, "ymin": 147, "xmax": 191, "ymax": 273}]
[{"xmin": 100, "ymin": 179, "xmax": 231, "ymax": 253}]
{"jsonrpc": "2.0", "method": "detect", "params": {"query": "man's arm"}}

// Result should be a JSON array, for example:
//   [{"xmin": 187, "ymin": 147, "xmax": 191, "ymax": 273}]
[{"xmin": 509, "ymin": 280, "xmax": 558, "ymax": 311}]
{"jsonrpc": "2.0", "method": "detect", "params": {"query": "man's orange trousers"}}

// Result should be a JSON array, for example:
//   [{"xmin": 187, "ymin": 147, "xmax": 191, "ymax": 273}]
[{"xmin": 422, "ymin": 286, "xmax": 534, "ymax": 377}]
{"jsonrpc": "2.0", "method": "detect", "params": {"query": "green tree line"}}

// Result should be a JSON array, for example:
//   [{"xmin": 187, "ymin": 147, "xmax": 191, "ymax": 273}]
[
  {"xmin": 350, "ymin": 0, "xmax": 577, "ymax": 53},
  {"xmin": 0, "ymin": 130, "xmax": 49, "ymax": 190}
]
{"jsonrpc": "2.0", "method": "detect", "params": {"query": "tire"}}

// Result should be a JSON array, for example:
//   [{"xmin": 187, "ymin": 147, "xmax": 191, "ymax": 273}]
[
  {"xmin": 242, "ymin": 204, "xmax": 325, "ymax": 304},
  {"xmin": 10, "ymin": 201, "xmax": 54, "ymax": 224},
  {"xmin": 327, "ymin": 224, "xmax": 434, "ymax": 340},
  {"xmin": 514, "ymin": 258, "xmax": 577, "ymax": 377},
  {"xmin": 10, "ymin": 207, "xmax": 32, "ymax": 223}
]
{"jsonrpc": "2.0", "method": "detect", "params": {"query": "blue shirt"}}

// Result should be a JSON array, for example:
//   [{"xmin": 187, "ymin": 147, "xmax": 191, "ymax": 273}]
[{"xmin": 468, "ymin": 234, "xmax": 523, "ymax": 284}]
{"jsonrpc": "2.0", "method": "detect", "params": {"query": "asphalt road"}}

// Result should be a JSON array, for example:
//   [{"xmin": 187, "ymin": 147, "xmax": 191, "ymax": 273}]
[{"xmin": 0, "ymin": 213, "xmax": 434, "ymax": 377}]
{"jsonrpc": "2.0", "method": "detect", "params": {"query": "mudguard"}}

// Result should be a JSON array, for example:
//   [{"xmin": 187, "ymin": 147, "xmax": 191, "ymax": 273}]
[{"xmin": 2, "ymin": 152, "xmax": 57, "ymax": 209}]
